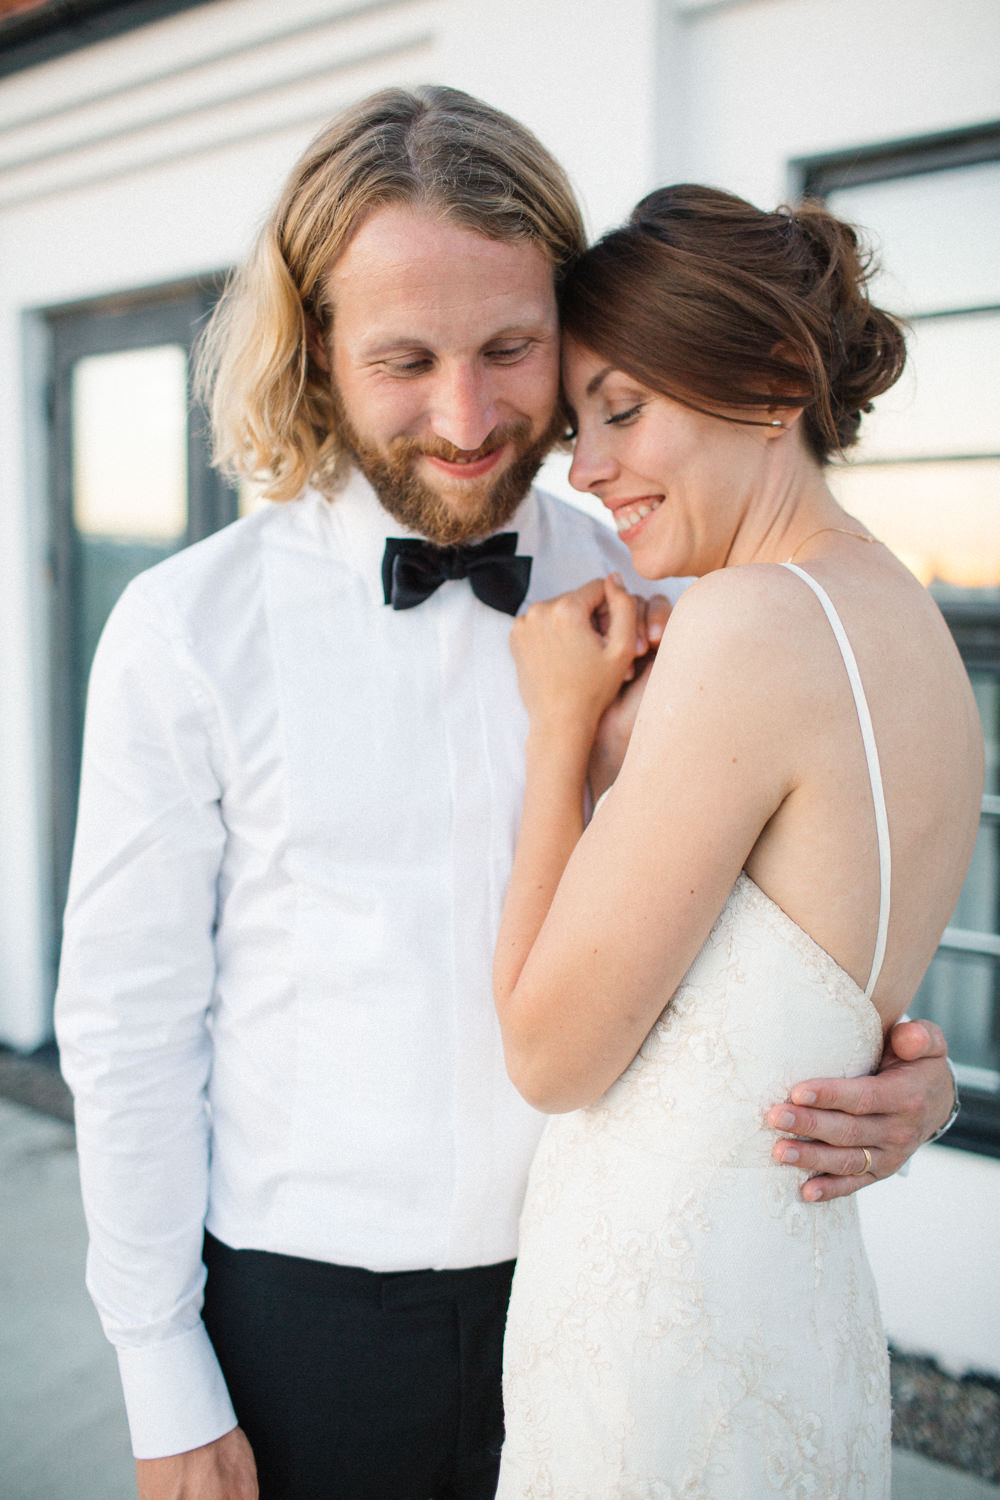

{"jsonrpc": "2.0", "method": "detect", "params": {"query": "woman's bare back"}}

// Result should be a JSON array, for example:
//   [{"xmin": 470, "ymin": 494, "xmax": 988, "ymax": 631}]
[{"xmin": 744, "ymin": 542, "xmax": 984, "ymax": 1028}]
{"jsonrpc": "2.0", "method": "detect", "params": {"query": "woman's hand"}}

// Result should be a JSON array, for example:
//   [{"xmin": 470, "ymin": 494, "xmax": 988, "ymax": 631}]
[{"xmin": 510, "ymin": 574, "xmax": 639, "ymax": 741}]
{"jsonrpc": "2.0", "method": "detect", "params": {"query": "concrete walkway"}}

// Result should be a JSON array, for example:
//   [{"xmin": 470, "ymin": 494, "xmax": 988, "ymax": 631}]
[
  {"xmin": 1, "ymin": 1094, "xmax": 997, "ymax": 1500},
  {"xmin": 1, "ymin": 1097, "xmax": 133, "ymax": 1498}
]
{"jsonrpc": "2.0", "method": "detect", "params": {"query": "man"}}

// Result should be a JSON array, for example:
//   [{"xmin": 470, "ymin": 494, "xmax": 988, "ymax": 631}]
[{"xmin": 56, "ymin": 86, "xmax": 958, "ymax": 1500}]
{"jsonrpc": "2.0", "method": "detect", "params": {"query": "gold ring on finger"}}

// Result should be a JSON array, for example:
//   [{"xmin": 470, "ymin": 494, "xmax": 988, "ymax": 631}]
[{"xmin": 851, "ymin": 1146, "xmax": 872, "ymax": 1177}]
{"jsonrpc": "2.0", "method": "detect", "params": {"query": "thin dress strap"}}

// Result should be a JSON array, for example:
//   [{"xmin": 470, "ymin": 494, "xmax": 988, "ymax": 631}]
[{"xmin": 781, "ymin": 563, "xmax": 891, "ymax": 1000}]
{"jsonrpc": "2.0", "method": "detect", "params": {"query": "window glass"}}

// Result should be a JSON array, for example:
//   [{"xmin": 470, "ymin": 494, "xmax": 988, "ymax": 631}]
[
  {"xmin": 72, "ymin": 344, "xmax": 188, "ymax": 542},
  {"xmin": 979, "ymin": 675, "xmax": 1000, "ymax": 798},
  {"xmin": 824, "ymin": 167, "xmax": 1000, "ymax": 602},
  {"xmin": 913, "ymin": 949, "xmax": 1000, "ymax": 1091},
  {"xmin": 945, "ymin": 817, "xmax": 999, "ymax": 938},
  {"xmin": 828, "ymin": 161, "xmax": 1000, "ymax": 314},
  {"xmin": 847, "ymin": 312, "xmax": 1000, "ymax": 463},
  {"xmin": 70, "ymin": 344, "xmax": 191, "ymax": 756},
  {"xmin": 909, "ymin": 673, "xmax": 1000, "ymax": 1106},
  {"xmin": 829, "ymin": 458, "xmax": 1000, "ymax": 593}
]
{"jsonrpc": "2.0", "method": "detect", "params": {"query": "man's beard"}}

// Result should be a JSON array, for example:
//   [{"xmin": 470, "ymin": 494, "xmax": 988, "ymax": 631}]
[{"xmin": 332, "ymin": 385, "xmax": 565, "ymax": 546}]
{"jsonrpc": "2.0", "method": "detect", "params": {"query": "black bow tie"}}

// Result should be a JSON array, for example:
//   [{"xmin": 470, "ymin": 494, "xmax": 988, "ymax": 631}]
[{"xmin": 382, "ymin": 533, "xmax": 532, "ymax": 615}]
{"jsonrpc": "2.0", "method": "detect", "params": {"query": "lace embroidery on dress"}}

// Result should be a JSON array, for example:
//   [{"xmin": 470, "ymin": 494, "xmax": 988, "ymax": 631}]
[{"xmin": 498, "ymin": 880, "xmax": 890, "ymax": 1498}]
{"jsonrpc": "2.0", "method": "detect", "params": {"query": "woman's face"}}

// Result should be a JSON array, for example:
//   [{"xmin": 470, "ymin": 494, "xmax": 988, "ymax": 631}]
[{"xmin": 562, "ymin": 338, "xmax": 772, "ymax": 579}]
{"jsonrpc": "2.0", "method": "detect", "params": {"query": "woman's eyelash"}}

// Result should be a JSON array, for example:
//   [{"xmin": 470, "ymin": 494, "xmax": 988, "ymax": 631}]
[{"xmin": 605, "ymin": 404, "xmax": 644, "ymax": 426}]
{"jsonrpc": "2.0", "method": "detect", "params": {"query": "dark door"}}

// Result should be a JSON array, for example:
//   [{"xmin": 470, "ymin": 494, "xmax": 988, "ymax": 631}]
[{"xmin": 46, "ymin": 277, "xmax": 236, "ymax": 962}]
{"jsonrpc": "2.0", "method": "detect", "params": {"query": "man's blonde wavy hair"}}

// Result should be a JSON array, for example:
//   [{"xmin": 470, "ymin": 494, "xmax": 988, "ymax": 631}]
[{"xmin": 196, "ymin": 85, "xmax": 586, "ymax": 502}]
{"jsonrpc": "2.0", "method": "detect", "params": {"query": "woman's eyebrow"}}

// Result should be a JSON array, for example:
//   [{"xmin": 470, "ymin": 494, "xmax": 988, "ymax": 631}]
[{"xmin": 586, "ymin": 365, "xmax": 614, "ymax": 397}]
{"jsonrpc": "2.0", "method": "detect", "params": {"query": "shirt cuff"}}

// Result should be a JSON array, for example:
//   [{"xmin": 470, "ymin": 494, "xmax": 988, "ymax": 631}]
[{"xmin": 117, "ymin": 1322, "xmax": 237, "ymax": 1459}]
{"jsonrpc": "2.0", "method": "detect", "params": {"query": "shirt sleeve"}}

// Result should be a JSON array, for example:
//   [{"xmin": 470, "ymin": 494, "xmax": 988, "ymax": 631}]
[{"xmin": 55, "ymin": 577, "xmax": 238, "ymax": 1458}]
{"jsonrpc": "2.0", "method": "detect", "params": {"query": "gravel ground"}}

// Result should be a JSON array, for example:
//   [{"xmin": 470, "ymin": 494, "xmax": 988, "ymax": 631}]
[
  {"xmin": 892, "ymin": 1350, "xmax": 1000, "ymax": 1484},
  {"xmin": 3, "ymin": 1043, "xmax": 999, "ymax": 1485}
]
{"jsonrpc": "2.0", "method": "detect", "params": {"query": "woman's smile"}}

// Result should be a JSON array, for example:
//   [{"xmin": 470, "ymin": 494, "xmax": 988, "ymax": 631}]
[{"xmin": 607, "ymin": 495, "xmax": 664, "ymax": 538}]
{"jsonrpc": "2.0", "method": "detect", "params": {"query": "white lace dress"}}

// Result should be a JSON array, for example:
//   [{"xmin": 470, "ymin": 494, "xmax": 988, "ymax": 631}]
[{"xmin": 497, "ymin": 567, "xmax": 892, "ymax": 1499}]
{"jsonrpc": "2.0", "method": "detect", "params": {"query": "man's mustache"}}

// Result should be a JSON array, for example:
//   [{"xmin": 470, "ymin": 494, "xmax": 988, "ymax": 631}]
[{"xmin": 389, "ymin": 421, "xmax": 532, "ymax": 467}]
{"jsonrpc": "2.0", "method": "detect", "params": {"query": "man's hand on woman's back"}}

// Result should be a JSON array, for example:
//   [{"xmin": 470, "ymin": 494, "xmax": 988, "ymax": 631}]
[{"xmin": 770, "ymin": 1019, "xmax": 955, "ymax": 1200}]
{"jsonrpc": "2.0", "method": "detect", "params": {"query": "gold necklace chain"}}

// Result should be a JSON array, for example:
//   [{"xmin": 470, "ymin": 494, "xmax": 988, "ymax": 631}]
[{"xmin": 786, "ymin": 527, "xmax": 880, "ymax": 564}]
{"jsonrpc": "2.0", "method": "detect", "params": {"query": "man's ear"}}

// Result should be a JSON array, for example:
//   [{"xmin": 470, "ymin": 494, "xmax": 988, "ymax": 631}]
[{"xmin": 307, "ymin": 317, "xmax": 330, "ymax": 372}]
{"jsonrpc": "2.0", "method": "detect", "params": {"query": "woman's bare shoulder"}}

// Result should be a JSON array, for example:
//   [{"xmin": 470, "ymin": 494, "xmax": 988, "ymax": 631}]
[
  {"xmin": 662, "ymin": 563, "xmax": 833, "ymax": 667},
  {"xmin": 633, "ymin": 564, "xmax": 839, "ymax": 760}
]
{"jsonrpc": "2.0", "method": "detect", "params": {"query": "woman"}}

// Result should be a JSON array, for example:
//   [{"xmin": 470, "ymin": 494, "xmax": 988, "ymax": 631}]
[{"xmin": 493, "ymin": 186, "xmax": 983, "ymax": 1497}]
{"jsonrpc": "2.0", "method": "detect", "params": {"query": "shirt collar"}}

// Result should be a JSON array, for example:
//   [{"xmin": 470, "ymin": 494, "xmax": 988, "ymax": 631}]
[{"xmin": 317, "ymin": 468, "xmax": 543, "ymax": 609}]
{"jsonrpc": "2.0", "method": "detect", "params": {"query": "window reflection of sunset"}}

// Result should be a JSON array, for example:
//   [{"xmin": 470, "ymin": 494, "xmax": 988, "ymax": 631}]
[
  {"xmin": 830, "ymin": 459, "xmax": 1000, "ymax": 592},
  {"xmin": 828, "ymin": 165, "xmax": 1000, "ymax": 596}
]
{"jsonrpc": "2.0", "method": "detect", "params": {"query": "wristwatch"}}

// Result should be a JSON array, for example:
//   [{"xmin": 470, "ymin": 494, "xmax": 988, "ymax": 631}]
[{"xmin": 927, "ymin": 1057, "xmax": 961, "ymax": 1144}]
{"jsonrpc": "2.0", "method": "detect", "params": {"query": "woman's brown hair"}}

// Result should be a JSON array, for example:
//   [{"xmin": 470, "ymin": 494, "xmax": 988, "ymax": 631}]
[{"xmin": 559, "ymin": 184, "xmax": 906, "ymax": 463}]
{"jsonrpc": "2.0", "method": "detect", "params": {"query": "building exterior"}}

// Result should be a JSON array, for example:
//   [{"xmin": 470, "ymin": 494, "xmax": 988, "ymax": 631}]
[{"xmin": 1, "ymin": 0, "xmax": 997, "ymax": 1378}]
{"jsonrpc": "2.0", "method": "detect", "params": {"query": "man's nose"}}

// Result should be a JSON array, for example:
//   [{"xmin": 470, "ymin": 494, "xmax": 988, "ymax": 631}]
[{"xmin": 429, "ymin": 365, "xmax": 500, "ymax": 452}]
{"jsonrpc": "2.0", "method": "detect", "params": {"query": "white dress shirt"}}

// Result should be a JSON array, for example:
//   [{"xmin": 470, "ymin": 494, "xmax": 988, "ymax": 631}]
[{"xmin": 55, "ymin": 474, "xmax": 682, "ymax": 1458}]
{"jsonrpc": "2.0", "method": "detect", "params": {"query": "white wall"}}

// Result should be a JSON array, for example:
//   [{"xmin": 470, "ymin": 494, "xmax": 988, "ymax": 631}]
[
  {"xmin": 859, "ymin": 1144, "xmax": 1000, "ymax": 1377},
  {"xmin": 662, "ymin": 0, "xmax": 1000, "ymax": 205},
  {"xmin": 436, "ymin": 0, "xmax": 662, "ymax": 239}
]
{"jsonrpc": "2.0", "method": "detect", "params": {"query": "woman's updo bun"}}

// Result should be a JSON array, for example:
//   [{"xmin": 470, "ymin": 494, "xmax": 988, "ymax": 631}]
[{"xmin": 560, "ymin": 184, "xmax": 907, "ymax": 463}]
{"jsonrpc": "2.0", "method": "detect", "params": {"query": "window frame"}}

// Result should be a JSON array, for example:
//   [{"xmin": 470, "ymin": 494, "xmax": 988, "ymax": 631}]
[
  {"xmin": 0, "ymin": 0, "xmax": 208, "ymax": 80},
  {"xmin": 792, "ymin": 122, "xmax": 1000, "ymax": 1157}
]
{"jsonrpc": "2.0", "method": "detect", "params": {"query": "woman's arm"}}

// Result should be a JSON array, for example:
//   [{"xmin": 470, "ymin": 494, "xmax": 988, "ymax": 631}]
[
  {"xmin": 494, "ymin": 575, "xmax": 639, "ymax": 1017},
  {"xmin": 495, "ymin": 567, "xmax": 799, "ymax": 1112}
]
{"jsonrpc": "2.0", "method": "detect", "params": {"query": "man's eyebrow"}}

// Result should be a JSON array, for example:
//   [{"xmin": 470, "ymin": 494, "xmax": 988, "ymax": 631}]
[
  {"xmin": 586, "ymin": 365, "xmax": 614, "ymax": 397},
  {"xmin": 355, "ymin": 336, "xmax": 428, "ymax": 357},
  {"xmin": 354, "ymin": 324, "xmax": 549, "ymax": 360}
]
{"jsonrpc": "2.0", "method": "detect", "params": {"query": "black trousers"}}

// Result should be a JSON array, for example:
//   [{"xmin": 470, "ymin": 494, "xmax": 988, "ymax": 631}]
[{"xmin": 202, "ymin": 1232, "xmax": 515, "ymax": 1500}]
